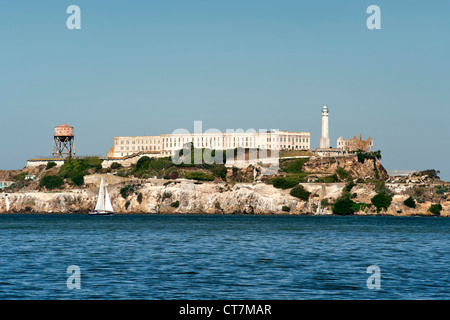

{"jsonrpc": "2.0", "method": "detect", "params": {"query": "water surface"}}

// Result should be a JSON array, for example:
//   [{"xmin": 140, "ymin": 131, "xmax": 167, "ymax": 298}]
[{"xmin": 0, "ymin": 214, "xmax": 448, "ymax": 299}]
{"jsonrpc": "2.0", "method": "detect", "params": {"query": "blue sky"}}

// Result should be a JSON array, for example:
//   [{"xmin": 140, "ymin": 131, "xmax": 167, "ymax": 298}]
[{"xmin": 1, "ymin": 1, "xmax": 449, "ymax": 180}]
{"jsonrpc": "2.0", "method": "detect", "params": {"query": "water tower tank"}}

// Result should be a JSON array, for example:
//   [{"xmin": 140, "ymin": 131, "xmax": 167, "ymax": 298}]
[
  {"xmin": 52, "ymin": 124, "xmax": 75, "ymax": 158},
  {"xmin": 54, "ymin": 124, "xmax": 74, "ymax": 138}
]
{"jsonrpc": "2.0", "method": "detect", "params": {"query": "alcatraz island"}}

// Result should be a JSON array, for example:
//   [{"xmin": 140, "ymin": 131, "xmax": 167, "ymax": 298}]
[{"xmin": 0, "ymin": 106, "xmax": 448, "ymax": 216}]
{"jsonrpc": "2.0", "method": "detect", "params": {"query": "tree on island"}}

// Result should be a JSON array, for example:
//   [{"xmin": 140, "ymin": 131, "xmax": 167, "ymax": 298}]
[
  {"xmin": 39, "ymin": 175, "xmax": 64, "ymax": 190},
  {"xmin": 428, "ymin": 204, "xmax": 443, "ymax": 215},
  {"xmin": 332, "ymin": 197, "xmax": 356, "ymax": 215},
  {"xmin": 403, "ymin": 196, "xmax": 416, "ymax": 208},
  {"xmin": 371, "ymin": 192, "xmax": 392, "ymax": 213}
]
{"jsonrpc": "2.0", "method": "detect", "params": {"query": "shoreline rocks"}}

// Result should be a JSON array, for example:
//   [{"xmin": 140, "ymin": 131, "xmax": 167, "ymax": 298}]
[{"xmin": 0, "ymin": 181, "xmax": 448, "ymax": 217}]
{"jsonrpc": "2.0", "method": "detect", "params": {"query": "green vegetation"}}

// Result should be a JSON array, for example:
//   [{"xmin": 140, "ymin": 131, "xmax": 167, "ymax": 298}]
[
  {"xmin": 374, "ymin": 181, "xmax": 393, "ymax": 196},
  {"xmin": 280, "ymin": 158, "xmax": 310, "ymax": 174},
  {"xmin": 133, "ymin": 156, "xmax": 174, "ymax": 177},
  {"xmin": 352, "ymin": 202, "xmax": 368, "ymax": 212},
  {"xmin": 428, "ymin": 204, "xmax": 442, "ymax": 215},
  {"xmin": 210, "ymin": 164, "xmax": 227, "ymax": 180},
  {"xmin": 46, "ymin": 162, "xmax": 57, "ymax": 170},
  {"xmin": 58, "ymin": 157, "xmax": 103, "ymax": 186},
  {"xmin": 317, "ymin": 174, "xmax": 339, "ymax": 183},
  {"xmin": 170, "ymin": 200, "xmax": 180, "ymax": 208},
  {"xmin": 289, "ymin": 185, "xmax": 311, "ymax": 201},
  {"xmin": 356, "ymin": 150, "xmax": 382, "ymax": 163},
  {"xmin": 120, "ymin": 186, "xmax": 131, "ymax": 199},
  {"xmin": 125, "ymin": 201, "xmax": 131, "ymax": 210},
  {"xmin": 120, "ymin": 184, "xmax": 141, "ymax": 199},
  {"xmin": 13, "ymin": 172, "xmax": 27, "ymax": 182},
  {"xmin": 185, "ymin": 171, "xmax": 214, "ymax": 181},
  {"xmin": 342, "ymin": 181, "xmax": 355, "ymax": 197},
  {"xmin": 332, "ymin": 197, "xmax": 356, "ymax": 215},
  {"xmin": 373, "ymin": 162, "xmax": 380, "ymax": 179},
  {"xmin": 71, "ymin": 173, "xmax": 84, "ymax": 186},
  {"xmin": 371, "ymin": 192, "xmax": 392, "ymax": 213},
  {"xmin": 331, "ymin": 181, "xmax": 363, "ymax": 215},
  {"xmin": 271, "ymin": 175, "xmax": 306, "ymax": 189},
  {"xmin": 282, "ymin": 205, "xmax": 291, "ymax": 212},
  {"xmin": 420, "ymin": 169, "xmax": 440, "ymax": 180},
  {"xmin": 436, "ymin": 185, "xmax": 449, "ymax": 195},
  {"xmin": 39, "ymin": 175, "xmax": 64, "ymax": 190},
  {"xmin": 126, "ymin": 152, "xmax": 229, "ymax": 181},
  {"xmin": 162, "ymin": 191, "xmax": 172, "ymax": 201},
  {"xmin": 336, "ymin": 167, "xmax": 350, "ymax": 181},
  {"xmin": 137, "ymin": 193, "xmax": 143, "ymax": 204},
  {"xmin": 110, "ymin": 162, "xmax": 122, "ymax": 170},
  {"xmin": 175, "ymin": 144, "xmax": 228, "ymax": 167},
  {"xmin": 403, "ymin": 196, "xmax": 416, "ymax": 208},
  {"xmin": 413, "ymin": 186, "xmax": 426, "ymax": 197}
]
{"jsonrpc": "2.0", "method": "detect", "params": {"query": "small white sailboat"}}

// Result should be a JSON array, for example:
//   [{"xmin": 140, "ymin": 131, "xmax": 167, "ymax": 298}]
[{"xmin": 89, "ymin": 178, "xmax": 114, "ymax": 216}]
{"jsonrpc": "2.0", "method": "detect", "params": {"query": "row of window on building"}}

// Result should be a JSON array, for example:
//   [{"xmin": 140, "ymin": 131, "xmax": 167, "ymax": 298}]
[{"xmin": 112, "ymin": 132, "xmax": 311, "ymax": 157}]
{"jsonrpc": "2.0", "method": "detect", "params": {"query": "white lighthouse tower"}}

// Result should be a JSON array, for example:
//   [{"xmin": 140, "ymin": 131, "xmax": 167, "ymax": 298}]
[{"xmin": 320, "ymin": 105, "xmax": 330, "ymax": 149}]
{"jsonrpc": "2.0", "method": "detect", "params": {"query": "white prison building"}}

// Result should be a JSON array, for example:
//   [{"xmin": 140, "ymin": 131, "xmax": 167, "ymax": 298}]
[{"xmin": 109, "ymin": 130, "xmax": 311, "ymax": 158}]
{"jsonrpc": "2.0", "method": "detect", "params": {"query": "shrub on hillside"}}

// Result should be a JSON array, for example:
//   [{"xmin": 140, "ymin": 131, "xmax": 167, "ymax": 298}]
[
  {"xmin": 134, "ymin": 156, "xmax": 174, "ymax": 176},
  {"xmin": 371, "ymin": 193, "xmax": 392, "ymax": 213},
  {"xmin": 428, "ymin": 204, "xmax": 442, "ymax": 215},
  {"xmin": 110, "ymin": 162, "xmax": 122, "ymax": 170},
  {"xmin": 71, "ymin": 173, "xmax": 84, "ymax": 186},
  {"xmin": 46, "ymin": 162, "xmax": 57, "ymax": 170},
  {"xmin": 120, "ymin": 185, "xmax": 132, "ymax": 199},
  {"xmin": 344, "ymin": 181, "xmax": 355, "ymax": 193},
  {"xmin": 13, "ymin": 172, "xmax": 27, "ymax": 182},
  {"xmin": 403, "ymin": 196, "xmax": 416, "ymax": 208},
  {"xmin": 58, "ymin": 157, "xmax": 103, "ymax": 181},
  {"xmin": 289, "ymin": 185, "xmax": 311, "ymax": 201},
  {"xmin": 352, "ymin": 202, "xmax": 368, "ymax": 212},
  {"xmin": 332, "ymin": 197, "xmax": 356, "ymax": 215},
  {"xmin": 356, "ymin": 150, "xmax": 382, "ymax": 163},
  {"xmin": 336, "ymin": 167, "xmax": 350, "ymax": 181},
  {"xmin": 281, "ymin": 158, "xmax": 309, "ymax": 174},
  {"xmin": 211, "ymin": 164, "xmax": 227, "ymax": 180},
  {"xmin": 272, "ymin": 176, "xmax": 301, "ymax": 189},
  {"xmin": 317, "ymin": 174, "xmax": 339, "ymax": 183},
  {"xmin": 40, "ymin": 175, "xmax": 64, "ymax": 190},
  {"xmin": 185, "ymin": 171, "xmax": 214, "ymax": 181},
  {"xmin": 320, "ymin": 198, "xmax": 331, "ymax": 207}
]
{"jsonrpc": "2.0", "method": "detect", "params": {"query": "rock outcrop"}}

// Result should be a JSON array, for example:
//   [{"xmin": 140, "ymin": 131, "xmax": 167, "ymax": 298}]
[
  {"xmin": 0, "ymin": 180, "xmax": 448, "ymax": 216},
  {"xmin": 302, "ymin": 155, "xmax": 388, "ymax": 180}
]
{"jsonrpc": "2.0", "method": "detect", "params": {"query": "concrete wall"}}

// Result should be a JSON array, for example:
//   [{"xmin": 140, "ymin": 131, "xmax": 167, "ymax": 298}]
[
  {"xmin": 83, "ymin": 174, "xmax": 130, "ymax": 187},
  {"xmin": 26, "ymin": 159, "xmax": 65, "ymax": 168},
  {"xmin": 101, "ymin": 152, "xmax": 167, "ymax": 168}
]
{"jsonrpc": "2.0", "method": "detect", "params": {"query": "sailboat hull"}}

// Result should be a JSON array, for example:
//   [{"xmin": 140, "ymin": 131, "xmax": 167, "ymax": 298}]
[{"xmin": 88, "ymin": 211, "xmax": 114, "ymax": 216}]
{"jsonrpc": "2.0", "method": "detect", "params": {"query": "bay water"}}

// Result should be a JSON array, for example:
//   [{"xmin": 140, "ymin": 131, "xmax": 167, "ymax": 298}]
[{"xmin": 0, "ymin": 214, "xmax": 448, "ymax": 299}]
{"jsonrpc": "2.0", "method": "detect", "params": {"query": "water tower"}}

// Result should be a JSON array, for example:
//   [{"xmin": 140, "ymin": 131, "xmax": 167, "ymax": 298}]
[{"xmin": 52, "ymin": 124, "xmax": 75, "ymax": 158}]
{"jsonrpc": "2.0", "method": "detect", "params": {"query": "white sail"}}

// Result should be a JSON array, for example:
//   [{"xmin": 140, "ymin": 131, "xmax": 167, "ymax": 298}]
[
  {"xmin": 94, "ymin": 178, "xmax": 105, "ymax": 211},
  {"xmin": 5, "ymin": 195, "xmax": 10, "ymax": 212},
  {"xmin": 104, "ymin": 185, "xmax": 114, "ymax": 213}
]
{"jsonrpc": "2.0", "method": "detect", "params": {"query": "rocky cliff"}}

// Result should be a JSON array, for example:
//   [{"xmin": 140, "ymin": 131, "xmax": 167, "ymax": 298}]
[
  {"xmin": 1, "ymin": 180, "xmax": 448, "ymax": 216},
  {"xmin": 302, "ymin": 155, "xmax": 388, "ymax": 180}
]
